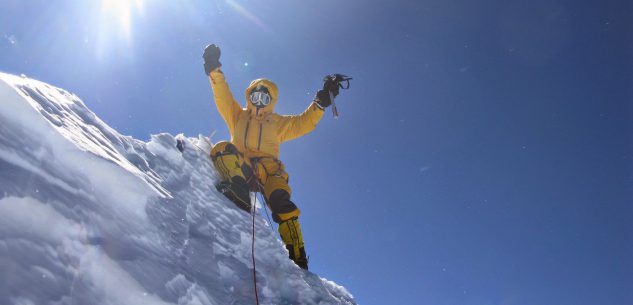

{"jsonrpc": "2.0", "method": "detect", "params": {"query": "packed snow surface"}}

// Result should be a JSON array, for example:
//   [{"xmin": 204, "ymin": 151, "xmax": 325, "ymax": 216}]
[{"xmin": 0, "ymin": 72, "xmax": 356, "ymax": 305}]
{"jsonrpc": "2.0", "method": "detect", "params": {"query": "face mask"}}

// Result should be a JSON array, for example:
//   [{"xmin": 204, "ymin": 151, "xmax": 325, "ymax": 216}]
[{"xmin": 250, "ymin": 91, "xmax": 271, "ymax": 107}]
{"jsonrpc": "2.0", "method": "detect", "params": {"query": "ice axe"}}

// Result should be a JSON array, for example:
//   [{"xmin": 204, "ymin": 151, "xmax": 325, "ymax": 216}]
[{"xmin": 323, "ymin": 74, "xmax": 352, "ymax": 119}]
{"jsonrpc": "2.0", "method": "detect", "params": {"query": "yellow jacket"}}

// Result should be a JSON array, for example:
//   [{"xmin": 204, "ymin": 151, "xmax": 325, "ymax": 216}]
[{"xmin": 209, "ymin": 70, "xmax": 324, "ymax": 159}]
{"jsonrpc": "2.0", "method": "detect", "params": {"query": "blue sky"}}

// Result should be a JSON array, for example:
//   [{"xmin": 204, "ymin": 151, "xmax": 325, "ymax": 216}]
[{"xmin": 1, "ymin": 0, "xmax": 632, "ymax": 304}]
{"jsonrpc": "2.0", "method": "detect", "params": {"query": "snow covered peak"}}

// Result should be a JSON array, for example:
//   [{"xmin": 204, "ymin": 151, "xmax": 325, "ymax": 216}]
[{"xmin": 0, "ymin": 72, "xmax": 356, "ymax": 305}]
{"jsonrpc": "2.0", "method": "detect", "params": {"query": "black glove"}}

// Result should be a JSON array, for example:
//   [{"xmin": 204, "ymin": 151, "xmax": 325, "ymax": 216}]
[
  {"xmin": 203, "ymin": 44, "xmax": 222, "ymax": 75},
  {"xmin": 315, "ymin": 76, "xmax": 343, "ymax": 108},
  {"xmin": 322, "ymin": 78, "xmax": 340, "ymax": 98},
  {"xmin": 315, "ymin": 89, "xmax": 332, "ymax": 108},
  {"xmin": 316, "ymin": 74, "xmax": 351, "ymax": 110}
]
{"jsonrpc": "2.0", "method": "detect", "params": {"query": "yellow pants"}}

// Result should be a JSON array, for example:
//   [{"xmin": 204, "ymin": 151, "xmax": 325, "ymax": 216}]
[
  {"xmin": 211, "ymin": 141, "xmax": 308, "ymax": 268},
  {"xmin": 210, "ymin": 141, "xmax": 300, "ymax": 222}
]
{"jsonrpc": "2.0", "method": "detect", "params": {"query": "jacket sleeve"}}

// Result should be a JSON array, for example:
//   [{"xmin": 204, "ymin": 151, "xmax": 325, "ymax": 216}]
[
  {"xmin": 209, "ymin": 70, "xmax": 242, "ymax": 133},
  {"xmin": 277, "ymin": 102, "xmax": 325, "ymax": 143}
]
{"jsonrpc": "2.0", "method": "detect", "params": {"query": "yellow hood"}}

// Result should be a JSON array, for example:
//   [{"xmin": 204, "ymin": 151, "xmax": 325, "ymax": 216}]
[{"xmin": 244, "ymin": 78, "xmax": 279, "ymax": 113}]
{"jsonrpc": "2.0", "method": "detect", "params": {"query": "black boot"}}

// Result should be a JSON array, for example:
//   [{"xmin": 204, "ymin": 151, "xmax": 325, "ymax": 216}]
[
  {"xmin": 286, "ymin": 245, "xmax": 308, "ymax": 270},
  {"xmin": 216, "ymin": 176, "xmax": 251, "ymax": 212}
]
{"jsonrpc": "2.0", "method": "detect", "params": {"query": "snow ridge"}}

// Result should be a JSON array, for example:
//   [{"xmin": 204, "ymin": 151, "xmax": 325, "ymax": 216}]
[{"xmin": 0, "ymin": 72, "xmax": 356, "ymax": 305}]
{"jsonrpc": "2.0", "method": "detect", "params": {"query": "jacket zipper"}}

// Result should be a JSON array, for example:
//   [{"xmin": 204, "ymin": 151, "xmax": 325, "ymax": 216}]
[
  {"xmin": 257, "ymin": 123, "xmax": 263, "ymax": 151},
  {"xmin": 244, "ymin": 119, "xmax": 251, "ymax": 149}
]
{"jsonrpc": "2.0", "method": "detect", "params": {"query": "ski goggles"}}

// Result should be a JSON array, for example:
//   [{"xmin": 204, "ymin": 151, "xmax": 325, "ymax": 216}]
[{"xmin": 249, "ymin": 91, "xmax": 271, "ymax": 107}]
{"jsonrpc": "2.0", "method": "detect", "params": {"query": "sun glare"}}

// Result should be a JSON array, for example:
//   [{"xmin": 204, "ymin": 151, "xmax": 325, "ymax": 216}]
[
  {"xmin": 226, "ymin": 0, "xmax": 268, "ymax": 31},
  {"xmin": 95, "ymin": 0, "xmax": 144, "ymax": 61},
  {"xmin": 101, "ymin": 0, "xmax": 144, "ymax": 37}
]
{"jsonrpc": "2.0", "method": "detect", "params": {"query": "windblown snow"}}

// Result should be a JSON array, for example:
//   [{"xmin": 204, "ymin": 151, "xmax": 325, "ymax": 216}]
[{"xmin": 0, "ymin": 72, "xmax": 356, "ymax": 305}]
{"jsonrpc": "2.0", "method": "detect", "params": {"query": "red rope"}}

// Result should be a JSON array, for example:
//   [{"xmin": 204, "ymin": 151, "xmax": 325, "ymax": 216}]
[{"xmin": 251, "ymin": 193, "xmax": 260, "ymax": 305}]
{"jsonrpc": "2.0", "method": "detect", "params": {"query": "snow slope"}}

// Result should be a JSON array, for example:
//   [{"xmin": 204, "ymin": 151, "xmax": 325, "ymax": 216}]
[{"xmin": 0, "ymin": 72, "xmax": 356, "ymax": 305}]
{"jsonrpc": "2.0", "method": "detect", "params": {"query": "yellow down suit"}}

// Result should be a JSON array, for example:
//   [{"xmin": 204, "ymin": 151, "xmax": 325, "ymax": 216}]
[{"xmin": 208, "ymin": 69, "xmax": 323, "ymax": 269}]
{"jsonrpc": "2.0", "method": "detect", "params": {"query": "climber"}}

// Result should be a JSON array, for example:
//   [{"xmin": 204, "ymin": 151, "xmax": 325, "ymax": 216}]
[{"xmin": 202, "ymin": 44, "xmax": 339, "ymax": 270}]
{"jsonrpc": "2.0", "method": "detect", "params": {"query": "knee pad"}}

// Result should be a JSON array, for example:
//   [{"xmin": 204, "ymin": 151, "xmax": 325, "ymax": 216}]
[
  {"xmin": 211, "ymin": 141, "xmax": 246, "ymax": 181},
  {"xmin": 210, "ymin": 141, "xmax": 239, "ymax": 157},
  {"xmin": 268, "ymin": 189, "xmax": 300, "ymax": 223}
]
